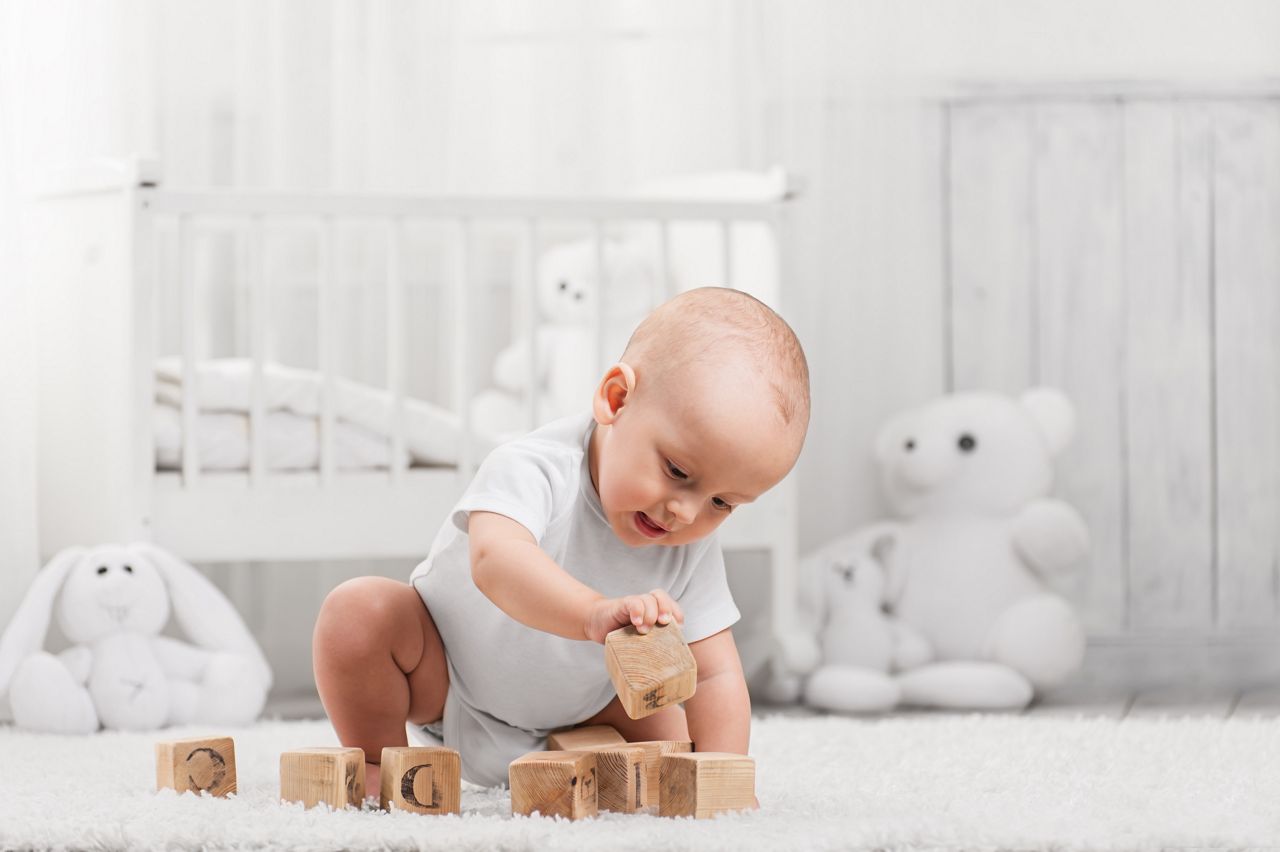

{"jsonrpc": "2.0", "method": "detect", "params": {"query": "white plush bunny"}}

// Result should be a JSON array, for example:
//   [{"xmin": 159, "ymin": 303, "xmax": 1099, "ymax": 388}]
[{"xmin": 0, "ymin": 543, "xmax": 272, "ymax": 733}]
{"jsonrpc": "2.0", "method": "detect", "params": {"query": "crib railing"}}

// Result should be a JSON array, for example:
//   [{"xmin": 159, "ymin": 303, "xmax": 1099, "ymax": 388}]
[
  {"xmin": 140, "ymin": 188, "xmax": 793, "ymax": 489},
  {"xmin": 32, "ymin": 161, "xmax": 804, "ymax": 679}
]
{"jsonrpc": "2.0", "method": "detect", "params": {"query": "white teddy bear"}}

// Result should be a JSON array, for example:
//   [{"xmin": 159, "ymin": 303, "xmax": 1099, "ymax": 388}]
[
  {"xmin": 790, "ymin": 388, "xmax": 1090, "ymax": 712},
  {"xmin": 471, "ymin": 239, "xmax": 652, "ymax": 441},
  {"xmin": 0, "ymin": 543, "xmax": 272, "ymax": 733}
]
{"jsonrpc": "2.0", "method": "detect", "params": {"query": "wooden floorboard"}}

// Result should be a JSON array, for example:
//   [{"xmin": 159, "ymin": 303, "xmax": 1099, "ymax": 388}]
[
  {"xmin": 1230, "ymin": 685, "xmax": 1280, "ymax": 718},
  {"xmin": 1025, "ymin": 680, "xmax": 1133, "ymax": 719},
  {"xmin": 1125, "ymin": 684, "xmax": 1239, "ymax": 719}
]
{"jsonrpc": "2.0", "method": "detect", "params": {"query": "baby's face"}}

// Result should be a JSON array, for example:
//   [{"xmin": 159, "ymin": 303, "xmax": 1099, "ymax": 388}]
[{"xmin": 591, "ymin": 366, "xmax": 802, "ymax": 548}]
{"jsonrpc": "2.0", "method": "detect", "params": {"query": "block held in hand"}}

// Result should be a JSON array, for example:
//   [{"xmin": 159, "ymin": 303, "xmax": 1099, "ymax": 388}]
[{"xmin": 604, "ymin": 621, "xmax": 697, "ymax": 719}]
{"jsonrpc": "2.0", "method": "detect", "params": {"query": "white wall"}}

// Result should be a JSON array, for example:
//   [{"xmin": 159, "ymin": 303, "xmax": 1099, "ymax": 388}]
[
  {"xmin": 0, "ymin": 0, "xmax": 156, "ymax": 628},
  {"xmin": 0, "ymin": 0, "xmax": 41, "ymax": 632},
  {"xmin": 770, "ymin": 0, "xmax": 1280, "ymax": 553}
]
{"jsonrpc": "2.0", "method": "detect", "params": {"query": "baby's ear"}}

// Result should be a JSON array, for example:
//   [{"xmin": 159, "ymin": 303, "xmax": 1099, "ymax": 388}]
[{"xmin": 592, "ymin": 362, "xmax": 637, "ymax": 424}]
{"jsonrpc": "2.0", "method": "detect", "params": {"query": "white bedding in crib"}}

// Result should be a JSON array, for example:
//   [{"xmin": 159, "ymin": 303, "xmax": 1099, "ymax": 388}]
[{"xmin": 154, "ymin": 358, "xmax": 473, "ymax": 471}]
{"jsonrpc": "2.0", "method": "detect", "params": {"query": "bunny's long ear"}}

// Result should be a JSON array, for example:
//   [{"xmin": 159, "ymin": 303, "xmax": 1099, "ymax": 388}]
[
  {"xmin": 133, "ymin": 543, "xmax": 273, "ymax": 690},
  {"xmin": 0, "ymin": 547, "xmax": 85, "ymax": 697}
]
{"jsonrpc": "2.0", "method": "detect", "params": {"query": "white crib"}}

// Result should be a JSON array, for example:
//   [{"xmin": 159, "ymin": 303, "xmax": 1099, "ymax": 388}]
[{"xmin": 27, "ymin": 160, "xmax": 806, "ymax": 680}]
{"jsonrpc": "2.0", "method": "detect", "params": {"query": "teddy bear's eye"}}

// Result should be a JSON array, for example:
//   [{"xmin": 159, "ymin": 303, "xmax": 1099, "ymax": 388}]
[
  {"xmin": 96, "ymin": 566, "xmax": 109, "ymax": 575},
  {"xmin": 123, "ymin": 564, "xmax": 134, "ymax": 574},
  {"xmin": 958, "ymin": 433, "xmax": 977, "ymax": 452},
  {"xmin": 904, "ymin": 439, "xmax": 916, "ymax": 452},
  {"xmin": 558, "ymin": 280, "xmax": 569, "ymax": 291}
]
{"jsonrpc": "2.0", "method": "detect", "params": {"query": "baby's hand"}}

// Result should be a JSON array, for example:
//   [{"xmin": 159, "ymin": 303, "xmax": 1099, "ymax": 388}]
[{"xmin": 583, "ymin": 589, "xmax": 683, "ymax": 644}]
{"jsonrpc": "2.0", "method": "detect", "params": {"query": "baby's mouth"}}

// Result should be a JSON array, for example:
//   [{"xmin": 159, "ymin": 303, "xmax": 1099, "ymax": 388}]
[{"xmin": 634, "ymin": 512, "xmax": 668, "ymax": 539}]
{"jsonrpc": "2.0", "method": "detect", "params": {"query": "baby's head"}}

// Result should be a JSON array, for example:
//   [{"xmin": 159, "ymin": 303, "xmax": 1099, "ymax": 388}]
[{"xmin": 587, "ymin": 287, "xmax": 810, "ymax": 548}]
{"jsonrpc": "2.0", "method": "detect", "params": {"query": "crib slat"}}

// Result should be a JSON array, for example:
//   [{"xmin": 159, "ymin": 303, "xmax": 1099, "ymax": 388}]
[
  {"xmin": 318, "ymin": 216, "xmax": 336, "ymax": 486},
  {"xmin": 592, "ymin": 220, "xmax": 607, "ymax": 372},
  {"xmin": 386, "ymin": 218, "xmax": 407, "ymax": 483},
  {"xmin": 657, "ymin": 219, "xmax": 673, "ymax": 304},
  {"xmin": 178, "ymin": 215, "xmax": 199, "ymax": 488},
  {"xmin": 721, "ymin": 219, "xmax": 734, "ymax": 290},
  {"xmin": 247, "ymin": 217, "xmax": 268, "ymax": 486},
  {"xmin": 525, "ymin": 218, "xmax": 539, "ymax": 431},
  {"xmin": 453, "ymin": 219, "xmax": 473, "ymax": 478}
]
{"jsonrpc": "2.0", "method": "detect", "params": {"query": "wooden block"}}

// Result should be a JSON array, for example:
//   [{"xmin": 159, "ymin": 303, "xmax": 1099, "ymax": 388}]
[
  {"xmin": 509, "ymin": 750, "xmax": 597, "ymax": 820},
  {"xmin": 280, "ymin": 747, "xmax": 366, "ymax": 810},
  {"xmin": 604, "ymin": 622, "xmax": 697, "ymax": 719},
  {"xmin": 155, "ymin": 736, "xmax": 236, "ymax": 797},
  {"xmin": 378, "ymin": 746, "xmax": 461, "ymax": 814},
  {"xmin": 659, "ymin": 752, "xmax": 755, "ymax": 819},
  {"xmin": 629, "ymin": 739, "xmax": 692, "ymax": 808},
  {"xmin": 578, "ymin": 744, "xmax": 646, "ymax": 813},
  {"xmin": 546, "ymin": 724, "xmax": 625, "ymax": 751}
]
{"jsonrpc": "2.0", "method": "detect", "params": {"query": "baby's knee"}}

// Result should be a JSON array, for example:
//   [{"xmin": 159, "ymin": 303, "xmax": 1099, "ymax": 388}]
[{"xmin": 314, "ymin": 576, "xmax": 406, "ymax": 662}]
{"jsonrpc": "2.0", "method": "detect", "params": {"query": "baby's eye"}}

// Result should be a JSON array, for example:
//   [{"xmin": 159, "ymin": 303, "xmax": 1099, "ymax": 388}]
[
  {"xmin": 665, "ymin": 461, "xmax": 688, "ymax": 480},
  {"xmin": 712, "ymin": 497, "xmax": 733, "ymax": 512}
]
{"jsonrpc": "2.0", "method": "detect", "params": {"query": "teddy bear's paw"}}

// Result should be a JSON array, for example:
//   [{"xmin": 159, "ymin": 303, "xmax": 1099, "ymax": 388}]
[
  {"xmin": 803, "ymin": 666, "xmax": 901, "ymax": 713},
  {"xmin": 897, "ymin": 661, "xmax": 1032, "ymax": 710},
  {"xmin": 984, "ymin": 594, "xmax": 1086, "ymax": 691},
  {"xmin": 9, "ymin": 652, "xmax": 100, "ymax": 734}
]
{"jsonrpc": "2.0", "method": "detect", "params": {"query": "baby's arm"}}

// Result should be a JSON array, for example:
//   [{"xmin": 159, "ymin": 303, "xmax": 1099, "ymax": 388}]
[
  {"xmin": 469, "ymin": 511, "xmax": 681, "ymax": 641},
  {"xmin": 682, "ymin": 628, "xmax": 750, "ymax": 755}
]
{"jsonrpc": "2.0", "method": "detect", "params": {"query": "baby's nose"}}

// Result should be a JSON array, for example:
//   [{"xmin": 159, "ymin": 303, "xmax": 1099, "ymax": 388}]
[{"xmin": 666, "ymin": 496, "xmax": 697, "ymax": 525}]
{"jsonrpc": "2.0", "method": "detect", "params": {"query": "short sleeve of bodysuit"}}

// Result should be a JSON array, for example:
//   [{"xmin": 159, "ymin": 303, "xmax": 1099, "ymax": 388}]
[
  {"xmin": 448, "ymin": 438, "xmax": 572, "ymax": 543},
  {"xmin": 669, "ymin": 536, "xmax": 740, "ymax": 643}
]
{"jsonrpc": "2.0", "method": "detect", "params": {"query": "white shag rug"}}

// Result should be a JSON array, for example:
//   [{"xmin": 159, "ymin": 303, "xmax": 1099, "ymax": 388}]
[{"xmin": 1, "ymin": 713, "xmax": 1277, "ymax": 851}]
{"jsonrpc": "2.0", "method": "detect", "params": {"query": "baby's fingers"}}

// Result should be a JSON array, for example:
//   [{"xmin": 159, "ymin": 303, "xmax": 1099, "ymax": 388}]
[
  {"xmin": 625, "ymin": 596, "xmax": 647, "ymax": 630},
  {"xmin": 633, "ymin": 593, "xmax": 660, "ymax": 633},
  {"xmin": 649, "ymin": 588, "xmax": 683, "ymax": 626}
]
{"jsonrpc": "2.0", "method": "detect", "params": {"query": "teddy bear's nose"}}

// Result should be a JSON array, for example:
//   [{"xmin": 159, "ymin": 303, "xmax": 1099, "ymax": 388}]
[{"xmin": 904, "ymin": 439, "xmax": 916, "ymax": 452}]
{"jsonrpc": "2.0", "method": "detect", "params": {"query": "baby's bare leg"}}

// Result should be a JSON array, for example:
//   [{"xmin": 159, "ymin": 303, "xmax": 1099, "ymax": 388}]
[{"xmin": 313, "ymin": 577, "xmax": 448, "ymax": 798}]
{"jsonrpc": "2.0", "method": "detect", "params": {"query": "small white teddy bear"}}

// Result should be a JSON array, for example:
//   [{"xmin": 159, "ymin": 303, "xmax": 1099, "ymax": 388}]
[
  {"xmin": 800, "ymin": 535, "xmax": 934, "ymax": 713},
  {"xmin": 471, "ymin": 238, "xmax": 652, "ymax": 441},
  {"xmin": 0, "ymin": 543, "xmax": 272, "ymax": 733},
  {"xmin": 786, "ymin": 387, "xmax": 1090, "ymax": 713}
]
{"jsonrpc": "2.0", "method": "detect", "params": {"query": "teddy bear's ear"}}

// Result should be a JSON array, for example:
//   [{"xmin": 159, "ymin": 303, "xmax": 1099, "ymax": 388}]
[{"xmin": 1019, "ymin": 387, "xmax": 1076, "ymax": 457}]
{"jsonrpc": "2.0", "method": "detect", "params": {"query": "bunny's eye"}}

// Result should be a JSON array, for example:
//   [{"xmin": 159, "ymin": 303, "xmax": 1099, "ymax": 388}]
[
  {"xmin": 558, "ymin": 280, "xmax": 569, "ymax": 291},
  {"xmin": 96, "ymin": 566, "xmax": 109, "ymax": 575},
  {"xmin": 123, "ymin": 564, "xmax": 134, "ymax": 574}
]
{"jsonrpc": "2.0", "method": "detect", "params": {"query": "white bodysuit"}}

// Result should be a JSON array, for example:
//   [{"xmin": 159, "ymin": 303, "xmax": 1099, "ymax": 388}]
[{"xmin": 409, "ymin": 412, "xmax": 740, "ymax": 786}]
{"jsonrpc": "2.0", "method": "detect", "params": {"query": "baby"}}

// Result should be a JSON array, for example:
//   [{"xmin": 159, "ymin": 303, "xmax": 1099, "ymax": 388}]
[{"xmin": 312, "ymin": 286, "xmax": 810, "ymax": 794}]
